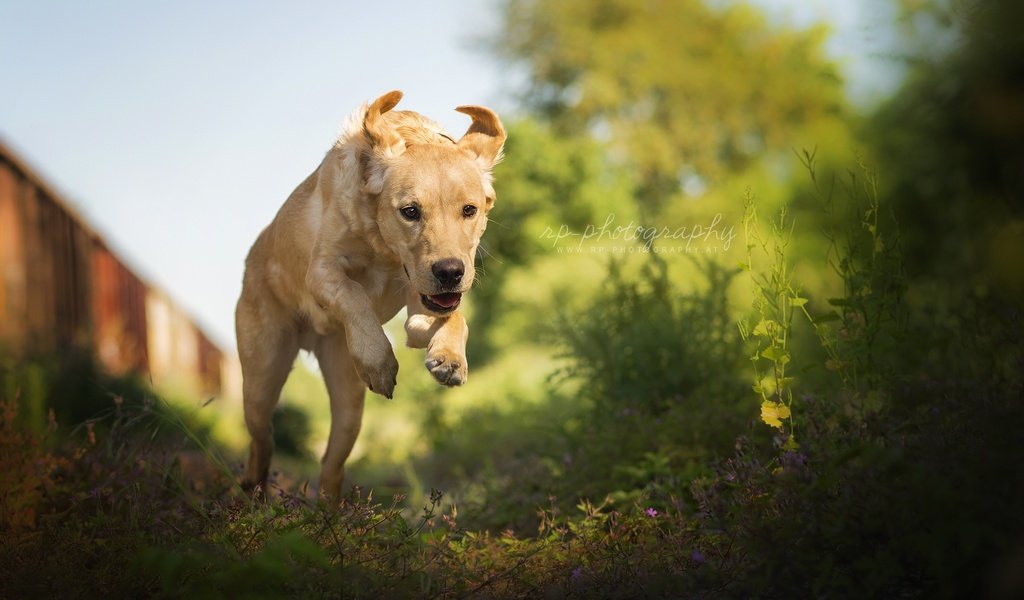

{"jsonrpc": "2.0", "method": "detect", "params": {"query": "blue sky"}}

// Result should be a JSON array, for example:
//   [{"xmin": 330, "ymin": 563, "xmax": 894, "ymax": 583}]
[{"xmin": 0, "ymin": 0, "xmax": 903, "ymax": 350}]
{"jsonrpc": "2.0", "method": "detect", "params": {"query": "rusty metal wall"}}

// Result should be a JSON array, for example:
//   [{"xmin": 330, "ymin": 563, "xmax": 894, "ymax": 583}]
[{"xmin": 0, "ymin": 141, "xmax": 223, "ymax": 394}]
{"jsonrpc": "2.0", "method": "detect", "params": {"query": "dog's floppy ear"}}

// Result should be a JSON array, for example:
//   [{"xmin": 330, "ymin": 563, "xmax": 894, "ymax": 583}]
[
  {"xmin": 364, "ymin": 90, "xmax": 405, "ymax": 156},
  {"xmin": 455, "ymin": 105, "xmax": 506, "ymax": 170},
  {"xmin": 362, "ymin": 90, "xmax": 405, "ymax": 194}
]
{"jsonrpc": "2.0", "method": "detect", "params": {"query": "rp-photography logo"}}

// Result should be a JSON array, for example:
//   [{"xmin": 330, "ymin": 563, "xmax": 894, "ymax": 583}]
[{"xmin": 539, "ymin": 213, "xmax": 737, "ymax": 255}]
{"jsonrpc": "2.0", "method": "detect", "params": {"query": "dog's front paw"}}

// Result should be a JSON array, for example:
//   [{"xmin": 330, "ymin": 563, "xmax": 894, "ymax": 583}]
[
  {"xmin": 425, "ymin": 350, "xmax": 467, "ymax": 386},
  {"xmin": 353, "ymin": 346, "xmax": 399, "ymax": 399}
]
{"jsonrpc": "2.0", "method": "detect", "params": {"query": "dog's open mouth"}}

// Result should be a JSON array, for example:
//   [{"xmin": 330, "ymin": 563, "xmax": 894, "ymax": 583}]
[{"xmin": 422, "ymin": 292, "xmax": 462, "ymax": 314}]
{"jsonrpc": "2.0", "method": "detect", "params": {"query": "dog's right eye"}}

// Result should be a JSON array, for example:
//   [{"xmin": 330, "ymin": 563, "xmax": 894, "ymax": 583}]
[{"xmin": 400, "ymin": 206, "xmax": 421, "ymax": 221}]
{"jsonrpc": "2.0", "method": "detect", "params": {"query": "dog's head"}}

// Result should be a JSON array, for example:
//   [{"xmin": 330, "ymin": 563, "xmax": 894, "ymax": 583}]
[{"xmin": 361, "ymin": 90, "xmax": 505, "ymax": 316}]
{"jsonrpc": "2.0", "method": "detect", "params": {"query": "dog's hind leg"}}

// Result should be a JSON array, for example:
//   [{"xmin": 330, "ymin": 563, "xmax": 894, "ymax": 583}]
[
  {"xmin": 237, "ymin": 300, "xmax": 299, "ymax": 496},
  {"xmin": 314, "ymin": 332, "xmax": 366, "ymax": 500}
]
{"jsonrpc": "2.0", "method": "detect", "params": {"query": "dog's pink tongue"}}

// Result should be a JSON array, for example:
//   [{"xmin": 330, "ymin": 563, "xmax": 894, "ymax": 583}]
[{"xmin": 429, "ymin": 293, "xmax": 461, "ymax": 308}]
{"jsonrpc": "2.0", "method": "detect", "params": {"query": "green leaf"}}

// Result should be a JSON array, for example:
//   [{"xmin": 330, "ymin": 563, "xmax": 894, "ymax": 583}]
[
  {"xmin": 752, "ymin": 319, "xmax": 777, "ymax": 337},
  {"xmin": 863, "ymin": 391, "xmax": 885, "ymax": 413},
  {"xmin": 760, "ymin": 347, "xmax": 791, "ymax": 365},
  {"xmin": 789, "ymin": 297, "xmax": 808, "ymax": 307},
  {"xmin": 758, "ymin": 377, "xmax": 777, "ymax": 396}
]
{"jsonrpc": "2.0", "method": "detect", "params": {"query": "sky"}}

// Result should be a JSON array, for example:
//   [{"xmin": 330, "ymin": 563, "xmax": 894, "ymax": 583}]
[{"xmin": 0, "ymin": 0, "xmax": 905, "ymax": 351}]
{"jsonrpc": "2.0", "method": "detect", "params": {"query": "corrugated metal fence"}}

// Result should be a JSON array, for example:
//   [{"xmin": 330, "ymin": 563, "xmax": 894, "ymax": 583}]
[{"xmin": 0, "ymin": 139, "xmax": 226, "ymax": 396}]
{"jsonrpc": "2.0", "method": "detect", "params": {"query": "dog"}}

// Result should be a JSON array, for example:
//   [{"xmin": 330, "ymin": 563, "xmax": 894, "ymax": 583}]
[{"xmin": 236, "ymin": 90, "xmax": 505, "ymax": 498}]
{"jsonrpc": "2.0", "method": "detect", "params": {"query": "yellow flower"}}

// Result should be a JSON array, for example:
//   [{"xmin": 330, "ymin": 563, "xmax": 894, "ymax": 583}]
[{"xmin": 760, "ymin": 401, "xmax": 791, "ymax": 428}]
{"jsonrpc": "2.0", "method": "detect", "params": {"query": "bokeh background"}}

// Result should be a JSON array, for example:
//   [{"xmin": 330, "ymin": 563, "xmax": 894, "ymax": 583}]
[{"xmin": 2, "ymin": 0, "xmax": 1023, "ymax": 597}]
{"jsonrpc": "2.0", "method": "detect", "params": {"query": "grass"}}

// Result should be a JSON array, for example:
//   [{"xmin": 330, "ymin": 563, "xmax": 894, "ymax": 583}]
[{"xmin": 0, "ymin": 396, "xmax": 720, "ymax": 598}]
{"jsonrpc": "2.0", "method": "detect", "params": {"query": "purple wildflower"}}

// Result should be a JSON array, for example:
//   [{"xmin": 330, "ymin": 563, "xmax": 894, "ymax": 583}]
[
  {"xmin": 691, "ymin": 549, "xmax": 706, "ymax": 563},
  {"xmin": 645, "ymin": 507, "xmax": 658, "ymax": 517},
  {"xmin": 571, "ymin": 566, "xmax": 583, "ymax": 580}
]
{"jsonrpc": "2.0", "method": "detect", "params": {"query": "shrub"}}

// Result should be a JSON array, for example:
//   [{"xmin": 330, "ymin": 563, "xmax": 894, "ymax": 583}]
[
  {"xmin": 556, "ymin": 253, "xmax": 746, "ymax": 418},
  {"xmin": 272, "ymin": 404, "xmax": 314, "ymax": 460}
]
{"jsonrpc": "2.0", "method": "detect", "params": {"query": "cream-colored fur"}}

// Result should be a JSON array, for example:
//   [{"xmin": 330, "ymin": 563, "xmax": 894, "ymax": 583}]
[{"xmin": 236, "ymin": 91, "xmax": 505, "ymax": 498}]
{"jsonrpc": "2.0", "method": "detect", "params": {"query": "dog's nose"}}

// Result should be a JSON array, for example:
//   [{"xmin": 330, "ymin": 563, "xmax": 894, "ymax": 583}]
[{"xmin": 431, "ymin": 258, "xmax": 464, "ymax": 287}]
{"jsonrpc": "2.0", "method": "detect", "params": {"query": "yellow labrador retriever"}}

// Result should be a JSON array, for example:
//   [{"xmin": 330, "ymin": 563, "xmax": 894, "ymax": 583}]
[{"xmin": 236, "ymin": 91, "xmax": 505, "ymax": 498}]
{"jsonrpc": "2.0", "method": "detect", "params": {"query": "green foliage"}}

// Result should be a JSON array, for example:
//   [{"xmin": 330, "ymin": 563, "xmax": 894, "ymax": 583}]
[
  {"xmin": 737, "ymin": 193, "xmax": 806, "ymax": 445},
  {"xmin": 499, "ymin": 0, "xmax": 846, "ymax": 209},
  {"xmin": 523, "ymin": 254, "xmax": 751, "ymax": 515},
  {"xmin": 2, "ymin": 350, "xmax": 149, "ymax": 431},
  {"xmin": 470, "ymin": 118, "xmax": 635, "ymax": 366},
  {"xmin": 802, "ymin": 149, "xmax": 907, "ymax": 400},
  {"xmin": 486, "ymin": 119, "xmax": 635, "ymax": 266},
  {"xmin": 272, "ymin": 405, "xmax": 313, "ymax": 460},
  {"xmin": 0, "ymin": 351, "xmax": 217, "ymax": 451},
  {"xmin": 0, "ymin": 407, "xmax": 720, "ymax": 598},
  {"xmin": 557, "ymin": 254, "xmax": 743, "ymax": 417},
  {"xmin": 867, "ymin": 0, "xmax": 1024, "ymax": 294}
]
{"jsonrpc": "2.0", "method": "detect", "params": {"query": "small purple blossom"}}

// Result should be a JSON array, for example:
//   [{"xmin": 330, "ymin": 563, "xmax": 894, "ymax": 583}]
[
  {"xmin": 691, "ymin": 549, "xmax": 706, "ymax": 563},
  {"xmin": 571, "ymin": 566, "xmax": 583, "ymax": 580},
  {"xmin": 781, "ymin": 450, "xmax": 809, "ymax": 470},
  {"xmin": 645, "ymin": 507, "xmax": 658, "ymax": 517}
]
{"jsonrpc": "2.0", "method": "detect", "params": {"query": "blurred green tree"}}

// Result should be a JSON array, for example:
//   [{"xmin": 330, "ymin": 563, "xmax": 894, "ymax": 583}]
[
  {"xmin": 499, "ymin": 0, "xmax": 846, "ymax": 211},
  {"xmin": 868, "ymin": 0, "xmax": 1024, "ymax": 297},
  {"xmin": 471, "ymin": 119, "xmax": 635, "ymax": 365}
]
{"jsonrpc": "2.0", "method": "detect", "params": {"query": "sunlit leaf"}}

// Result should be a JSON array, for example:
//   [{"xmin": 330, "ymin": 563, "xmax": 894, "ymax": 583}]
[
  {"xmin": 760, "ymin": 400, "xmax": 791, "ymax": 428},
  {"xmin": 760, "ymin": 347, "xmax": 790, "ymax": 365},
  {"xmin": 752, "ymin": 319, "xmax": 777, "ymax": 337}
]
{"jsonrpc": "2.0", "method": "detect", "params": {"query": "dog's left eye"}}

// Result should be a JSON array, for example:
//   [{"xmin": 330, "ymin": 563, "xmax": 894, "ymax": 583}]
[
  {"xmin": 462, "ymin": 205, "xmax": 478, "ymax": 218},
  {"xmin": 400, "ymin": 206, "xmax": 421, "ymax": 221}
]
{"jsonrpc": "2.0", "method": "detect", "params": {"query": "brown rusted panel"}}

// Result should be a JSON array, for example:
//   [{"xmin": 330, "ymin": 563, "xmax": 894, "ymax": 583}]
[
  {"xmin": 50, "ymin": 205, "xmax": 90, "ymax": 347},
  {"xmin": 90, "ymin": 242, "xmax": 150, "ymax": 374},
  {"xmin": 20, "ymin": 182, "xmax": 56, "ymax": 353},
  {"xmin": 196, "ymin": 329, "xmax": 222, "ymax": 394},
  {"xmin": 92, "ymin": 243, "xmax": 120, "ymax": 371},
  {"xmin": 0, "ymin": 142, "xmax": 221, "ymax": 395},
  {"xmin": 73, "ymin": 223, "xmax": 93, "ymax": 346},
  {"xmin": 122, "ymin": 263, "xmax": 149, "ymax": 373},
  {"xmin": 0, "ymin": 163, "xmax": 26, "ymax": 350}
]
